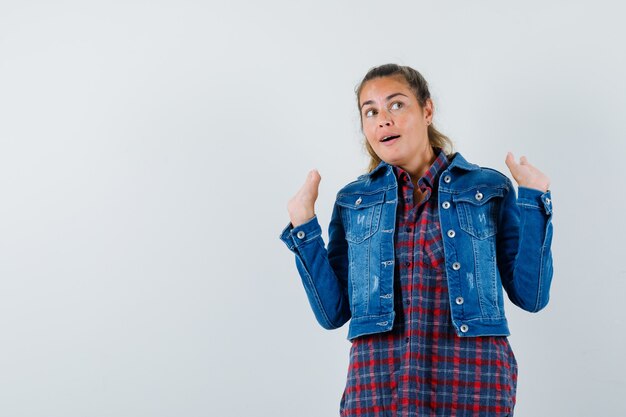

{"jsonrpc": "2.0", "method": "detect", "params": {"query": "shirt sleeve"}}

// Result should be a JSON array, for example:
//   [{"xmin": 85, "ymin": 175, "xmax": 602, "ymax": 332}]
[
  {"xmin": 278, "ymin": 201, "xmax": 351, "ymax": 329},
  {"xmin": 496, "ymin": 179, "xmax": 554, "ymax": 312}
]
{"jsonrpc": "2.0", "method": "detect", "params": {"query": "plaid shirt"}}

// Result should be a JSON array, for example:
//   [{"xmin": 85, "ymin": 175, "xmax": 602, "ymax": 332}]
[{"xmin": 340, "ymin": 148, "xmax": 518, "ymax": 416}]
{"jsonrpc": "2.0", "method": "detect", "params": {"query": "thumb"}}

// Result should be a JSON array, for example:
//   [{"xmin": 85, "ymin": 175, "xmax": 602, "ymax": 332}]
[
  {"xmin": 308, "ymin": 169, "xmax": 321, "ymax": 185},
  {"xmin": 504, "ymin": 152, "xmax": 517, "ymax": 171},
  {"xmin": 303, "ymin": 169, "xmax": 321, "ymax": 195}
]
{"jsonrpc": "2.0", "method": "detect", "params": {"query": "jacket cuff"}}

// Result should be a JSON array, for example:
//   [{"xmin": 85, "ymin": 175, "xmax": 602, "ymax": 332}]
[
  {"xmin": 518, "ymin": 186, "xmax": 553, "ymax": 215},
  {"xmin": 278, "ymin": 215, "xmax": 322, "ymax": 251}
]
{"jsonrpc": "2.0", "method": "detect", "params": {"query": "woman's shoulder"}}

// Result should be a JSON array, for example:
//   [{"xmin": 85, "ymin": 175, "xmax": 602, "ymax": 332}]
[
  {"xmin": 450, "ymin": 152, "xmax": 514, "ymax": 189},
  {"xmin": 336, "ymin": 167, "xmax": 397, "ymax": 198},
  {"xmin": 335, "ymin": 175, "xmax": 371, "ymax": 196}
]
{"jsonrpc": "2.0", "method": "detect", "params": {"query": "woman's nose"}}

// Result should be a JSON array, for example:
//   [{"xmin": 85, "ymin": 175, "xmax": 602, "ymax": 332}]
[{"xmin": 378, "ymin": 110, "xmax": 393, "ymax": 127}]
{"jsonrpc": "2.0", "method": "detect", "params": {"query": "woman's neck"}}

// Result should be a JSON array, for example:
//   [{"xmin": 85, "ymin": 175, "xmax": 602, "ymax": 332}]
[{"xmin": 401, "ymin": 146, "xmax": 437, "ymax": 187}]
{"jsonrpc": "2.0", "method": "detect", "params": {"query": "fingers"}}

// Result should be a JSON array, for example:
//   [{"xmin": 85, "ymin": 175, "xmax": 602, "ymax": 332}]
[
  {"xmin": 505, "ymin": 152, "xmax": 517, "ymax": 170},
  {"xmin": 307, "ymin": 169, "xmax": 321, "ymax": 190},
  {"xmin": 288, "ymin": 170, "xmax": 321, "ymax": 226},
  {"xmin": 309, "ymin": 169, "xmax": 321, "ymax": 181},
  {"xmin": 519, "ymin": 156, "xmax": 537, "ymax": 170},
  {"xmin": 506, "ymin": 152, "xmax": 532, "ymax": 167},
  {"xmin": 301, "ymin": 170, "xmax": 320, "ymax": 188}
]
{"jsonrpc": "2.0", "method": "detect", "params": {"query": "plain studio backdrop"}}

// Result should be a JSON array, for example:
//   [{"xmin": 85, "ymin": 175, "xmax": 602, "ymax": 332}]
[{"xmin": 1, "ymin": 1, "xmax": 624, "ymax": 416}]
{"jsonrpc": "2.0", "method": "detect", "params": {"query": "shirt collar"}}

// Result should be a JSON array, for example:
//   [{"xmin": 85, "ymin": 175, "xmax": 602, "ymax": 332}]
[{"xmin": 392, "ymin": 147, "xmax": 449, "ymax": 188}]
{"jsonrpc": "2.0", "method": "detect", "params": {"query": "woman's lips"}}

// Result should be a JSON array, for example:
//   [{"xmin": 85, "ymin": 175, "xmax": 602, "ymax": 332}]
[{"xmin": 380, "ymin": 135, "xmax": 400, "ymax": 145}]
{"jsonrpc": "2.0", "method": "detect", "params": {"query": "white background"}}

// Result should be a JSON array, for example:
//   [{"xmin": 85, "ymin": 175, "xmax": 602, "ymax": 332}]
[{"xmin": 1, "ymin": 1, "xmax": 624, "ymax": 416}]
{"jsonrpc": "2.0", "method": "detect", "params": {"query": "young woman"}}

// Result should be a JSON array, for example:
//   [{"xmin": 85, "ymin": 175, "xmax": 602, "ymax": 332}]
[{"xmin": 279, "ymin": 64, "xmax": 554, "ymax": 416}]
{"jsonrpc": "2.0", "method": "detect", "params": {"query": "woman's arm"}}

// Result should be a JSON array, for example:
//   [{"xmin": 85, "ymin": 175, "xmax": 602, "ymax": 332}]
[
  {"xmin": 279, "ymin": 171, "xmax": 351, "ymax": 330},
  {"xmin": 497, "ymin": 153, "xmax": 554, "ymax": 312}
]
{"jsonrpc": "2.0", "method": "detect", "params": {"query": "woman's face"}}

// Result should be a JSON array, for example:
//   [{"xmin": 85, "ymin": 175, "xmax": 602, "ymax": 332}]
[{"xmin": 359, "ymin": 75, "xmax": 433, "ymax": 168}]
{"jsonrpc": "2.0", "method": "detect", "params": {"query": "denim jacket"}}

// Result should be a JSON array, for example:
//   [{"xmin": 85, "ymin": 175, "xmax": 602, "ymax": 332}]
[{"xmin": 279, "ymin": 152, "xmax": 554, "ymax": 341}]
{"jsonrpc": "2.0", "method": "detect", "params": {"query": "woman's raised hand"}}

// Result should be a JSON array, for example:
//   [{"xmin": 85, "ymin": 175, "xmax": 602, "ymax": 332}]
[
  {"xmin": 505, "ymin": 152, "xmax": 550, "ymax": 193},
  {"xmin": 287, "ymin": 169, "xmax": 321, "ymax": 227}
]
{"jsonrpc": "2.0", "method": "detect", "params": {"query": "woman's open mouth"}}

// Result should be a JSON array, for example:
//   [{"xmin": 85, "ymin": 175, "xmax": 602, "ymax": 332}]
[{"xmin": 380, "ymin": 135, "xmax": 400, "ymax": 145}]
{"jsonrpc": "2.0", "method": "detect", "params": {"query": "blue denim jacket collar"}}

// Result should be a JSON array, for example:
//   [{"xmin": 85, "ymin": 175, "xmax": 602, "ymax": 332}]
[{"xmin": 366, "ymin": 151, "xmax": 480, "ymax": 180}]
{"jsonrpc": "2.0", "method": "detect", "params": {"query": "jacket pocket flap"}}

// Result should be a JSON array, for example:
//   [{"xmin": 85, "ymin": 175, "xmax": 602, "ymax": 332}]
[
  {"xmin": 336, "ymin": 191, "xmax": 385, "ymax": 209},
  {"xmin": 452, "ymin": 187, "xmax": 504, "ymax": 206}
]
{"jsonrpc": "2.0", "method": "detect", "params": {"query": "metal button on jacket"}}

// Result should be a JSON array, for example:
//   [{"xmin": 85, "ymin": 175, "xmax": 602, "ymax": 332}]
[
  {"xmin": 452, "ymin": 262, "xmax": 461, "ymax": 270},
  {"xmin": 296, "ymin": 231, "xmax": 305, "ymax": 239},
  {"xmin": 475, "ymin": 191, "xmax": 483, "ymax": 201},
  {"xmin": 455, "ymin": 296, "xmax": 464, "ymax": 305},
  {"xmin": 447, "ymin": 229, "xmax": 456, "ymax": 238},
  {"xmin": 443, "ymin": 175, "xmax": 451, "ymax": 183},
  {"xmin": 442, "ymin": 201, "xmax": 451, "ymax": 209},
  {"xmin": 355, "ymin": 197, "xmax": 362, "ymax": 206},
  {"xmin": 460, "ymin": 324, "xmax": 469, "ymax": 333}
]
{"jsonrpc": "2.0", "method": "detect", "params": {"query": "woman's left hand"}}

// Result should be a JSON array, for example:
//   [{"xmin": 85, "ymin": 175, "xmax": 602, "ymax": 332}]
[{"xmin": 504, "ymin": 152, "xmax": 550, "ymax": 192}]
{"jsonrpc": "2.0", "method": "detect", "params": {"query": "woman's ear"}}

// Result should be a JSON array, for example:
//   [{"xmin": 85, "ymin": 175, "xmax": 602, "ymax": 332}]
[{"xmin": 424, "ymin": 98, "xmax": 434, "ymax": 122}]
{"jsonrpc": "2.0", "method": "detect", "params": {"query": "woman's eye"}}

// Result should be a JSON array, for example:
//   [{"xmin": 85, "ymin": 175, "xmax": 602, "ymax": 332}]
[
  {"xmin": 364, "ymin": 109, "xmax": 376, "ymax": 118},
  {"xmin": 390, "ymin": 101, "xmax": 403, "ymax": 110}
]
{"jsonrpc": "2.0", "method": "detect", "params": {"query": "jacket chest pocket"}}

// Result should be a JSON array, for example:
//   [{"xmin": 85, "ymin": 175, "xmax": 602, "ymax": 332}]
[
  {"xmin": 452, "ymin": 187, "xmax": 504, "ymax": 239},
  {"xmin": 336, "ymin": 191, "xmax": 385, "ymax": 244}
]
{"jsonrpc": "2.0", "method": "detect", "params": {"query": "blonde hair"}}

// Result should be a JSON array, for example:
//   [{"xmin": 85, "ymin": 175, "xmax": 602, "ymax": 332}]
[{"xmin": 355, "ymin": 64, "xmax": 455, "ymax": 172}]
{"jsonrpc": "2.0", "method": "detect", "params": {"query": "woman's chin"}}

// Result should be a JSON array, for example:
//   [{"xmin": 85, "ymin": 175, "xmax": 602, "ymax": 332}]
[{"xmin": 377, "ymin": 151, "xmax": 404, "ymax": 167}]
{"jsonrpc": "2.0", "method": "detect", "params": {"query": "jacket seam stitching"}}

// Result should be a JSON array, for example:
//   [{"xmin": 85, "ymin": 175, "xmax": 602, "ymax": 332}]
[
  {"xmin": 535, "ymin": 244, "xmax": 547, "ymax": 311},
  {"xmin": 298, "ymin": 255, "xmax": 336, "ymax": 328}
]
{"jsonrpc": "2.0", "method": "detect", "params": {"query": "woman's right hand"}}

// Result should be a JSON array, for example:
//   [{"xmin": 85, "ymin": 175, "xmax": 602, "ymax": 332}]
[{"xmin": 287, "ymin": 169, "xmax": 321, "ymax": 227}]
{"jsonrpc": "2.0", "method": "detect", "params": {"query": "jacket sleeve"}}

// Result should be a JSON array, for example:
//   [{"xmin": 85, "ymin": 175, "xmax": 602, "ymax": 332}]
[
  {"xmin": 278, "ymin": 200, "xmax": 351, "ymax": 329},
  {"xmin": 496, "ymin": 178, "xmax": 554, "ymax": 312}
]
